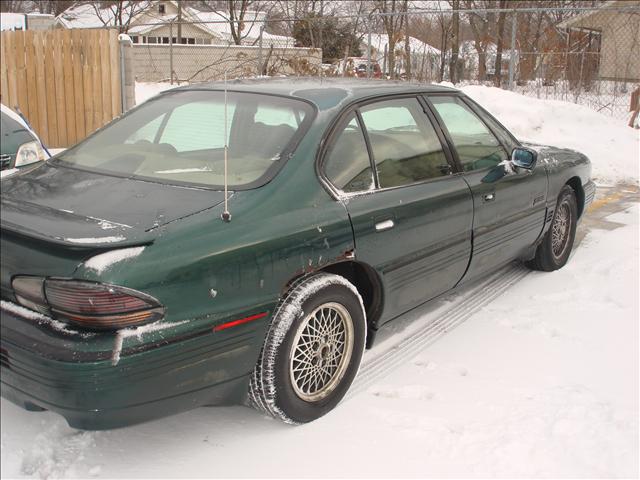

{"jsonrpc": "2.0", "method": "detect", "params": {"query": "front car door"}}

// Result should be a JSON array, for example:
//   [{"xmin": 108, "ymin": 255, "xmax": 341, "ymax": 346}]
[
  {"xmin": 321, "ymin": 95, "xmax": 474, "ymax": 326},
  {"xmin": 425, "ymin": 94, "xmax": 548, "ymax": 282}
]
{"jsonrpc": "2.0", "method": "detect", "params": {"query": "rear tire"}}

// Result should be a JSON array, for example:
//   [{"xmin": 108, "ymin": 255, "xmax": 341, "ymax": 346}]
[
  {"xmin": 248, "ymin": 273, "xmax": 366, "ymax": 424},
  {"xmin": 526, "ymin": 185, "xmax": 578, "ymax": 272}
]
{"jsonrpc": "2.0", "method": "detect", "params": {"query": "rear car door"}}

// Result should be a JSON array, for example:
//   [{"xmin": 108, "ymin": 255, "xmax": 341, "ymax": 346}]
[
  {"xmin": 322, "ymin": 96, "xmax": 474, "ymax": 325},
  {"xmin": 425, "ymin": 94, "xmax": 548, "ymax": 281}
]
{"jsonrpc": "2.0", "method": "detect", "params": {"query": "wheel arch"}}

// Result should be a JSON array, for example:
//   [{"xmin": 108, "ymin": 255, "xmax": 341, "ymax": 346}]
[
  {"xmin": 565, "ymin": 176, "xmax": 585, "ymax": 218},
  {"xmin": 284, "ymin": 260, "xmax": 384, "ymax": 347}
]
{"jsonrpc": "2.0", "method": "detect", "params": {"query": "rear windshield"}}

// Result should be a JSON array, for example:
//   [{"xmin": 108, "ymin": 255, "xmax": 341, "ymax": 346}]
[{"xmin": 54, "ymin": 90, "xmax": 314, "ymax": 188}]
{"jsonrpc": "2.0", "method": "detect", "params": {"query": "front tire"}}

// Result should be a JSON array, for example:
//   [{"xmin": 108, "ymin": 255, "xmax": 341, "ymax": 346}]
[
  {"xmin": 249, "ymin": 273, "xmax": 366, "ymax": 424},
  {"xmin": 527, "ymin": 185, "xmax": 578, "ymax": 271}
]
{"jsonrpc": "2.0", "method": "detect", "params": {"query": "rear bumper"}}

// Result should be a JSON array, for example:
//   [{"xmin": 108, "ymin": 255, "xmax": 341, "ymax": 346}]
[{"xmin": 1, "ymin": 303, "xmax": 268, "ymax": 430}]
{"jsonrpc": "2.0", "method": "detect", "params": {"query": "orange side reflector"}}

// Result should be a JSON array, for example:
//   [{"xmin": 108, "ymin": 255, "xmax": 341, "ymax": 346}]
[{"xmin": 213, "ymin": 312, "xmax": 268, "ymax": 332}]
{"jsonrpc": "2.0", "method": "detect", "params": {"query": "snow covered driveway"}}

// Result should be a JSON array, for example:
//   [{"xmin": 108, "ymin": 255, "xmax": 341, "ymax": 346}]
[{"xmin": 1, "ymin": 188, "xmax": 638, "ymax": 479}]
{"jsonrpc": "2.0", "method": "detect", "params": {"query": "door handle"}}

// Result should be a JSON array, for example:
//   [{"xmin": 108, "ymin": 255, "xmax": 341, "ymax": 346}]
[
  {"xmin": 375, "ymin": 219, "xmax": 395, "ymax": 232},
  {"xmin": 482, "ymin": 192, "xmax": 496, "ymax": 202}
]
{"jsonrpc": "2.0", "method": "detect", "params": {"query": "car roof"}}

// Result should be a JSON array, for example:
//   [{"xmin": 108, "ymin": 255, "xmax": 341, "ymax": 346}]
[{"xmin": 165, "ymin": 77, "xmax": 459, "ymax": 111}]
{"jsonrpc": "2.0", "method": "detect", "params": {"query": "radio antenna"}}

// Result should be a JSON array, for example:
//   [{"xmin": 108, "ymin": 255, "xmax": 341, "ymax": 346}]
[{"xmin": 221, "ymin": 71, "xmax": 231, "ymax": 222}]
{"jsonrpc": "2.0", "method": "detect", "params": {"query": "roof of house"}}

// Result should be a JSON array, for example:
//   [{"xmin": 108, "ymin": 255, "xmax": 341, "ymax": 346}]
[
  {"xmin": 557, "ymin": 0, "xmax": 637, "ymax": 29},
  {"xmin": 56, "ymin": 2, "xmax": 153, "ymax": 29},
  {"xmin": 56, "ymin": 0, "xmax": 294, "ymax": 46},
  {"xmin": 366, "ymin": 33, "xmax": 441, "ymax": 56}
]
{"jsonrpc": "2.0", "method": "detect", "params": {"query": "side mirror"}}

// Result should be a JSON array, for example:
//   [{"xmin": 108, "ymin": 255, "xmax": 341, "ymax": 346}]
[{"xmin": 511, "ymin": 147, "xmax": 537, "ymax": 170}]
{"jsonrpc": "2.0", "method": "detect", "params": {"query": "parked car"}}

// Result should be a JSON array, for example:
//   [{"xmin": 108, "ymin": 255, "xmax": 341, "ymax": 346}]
[
  {"xmin": 355, "ymin": 61, "xmax": 382, "ymax": 79},
  {"xmin": 0, "ymin": 103, "xmax": 49, "ymax": 174},
  {"xmin": 0, "ymin": 80, "xmax": 595, "ymax": 429}
]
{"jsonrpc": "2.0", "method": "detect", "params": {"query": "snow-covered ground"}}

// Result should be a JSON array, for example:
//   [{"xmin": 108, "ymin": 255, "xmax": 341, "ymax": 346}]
[{"xmin": 1, "ymin": 194, "xmax": 638, "ymax": 478}]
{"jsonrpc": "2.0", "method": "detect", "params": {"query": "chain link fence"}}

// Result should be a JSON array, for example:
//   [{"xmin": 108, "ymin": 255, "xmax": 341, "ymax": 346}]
[{"xmin": 128, "ymin": 2, "xmax": 639, "ymax": 122}]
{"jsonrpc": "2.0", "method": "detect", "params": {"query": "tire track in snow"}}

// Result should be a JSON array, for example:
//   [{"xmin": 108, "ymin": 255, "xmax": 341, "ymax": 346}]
[{"xmin": 348, "ymin": 262, "xmax": 530, "ymax": 398}]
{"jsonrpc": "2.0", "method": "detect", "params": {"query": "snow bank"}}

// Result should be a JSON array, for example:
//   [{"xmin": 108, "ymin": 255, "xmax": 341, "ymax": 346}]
[
  {"xmin": 460, "ymin": 85, "xmax": 639, "ymax": 185},
  {"xmin": 135, "ymin": 82, "xmax": 173, "ymax": 105}
]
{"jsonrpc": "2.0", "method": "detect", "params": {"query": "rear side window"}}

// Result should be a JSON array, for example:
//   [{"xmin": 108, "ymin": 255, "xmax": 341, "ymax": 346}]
[
  {"xmin": 359, "ymin": 98, "xmax": 449, "ymax": 188},
  {"xmin": 324, "ymin": 113, "xmax": 374, "ymax": 193},
  {"xmin": 429, "ymin": 95, "xmax": 508, "ymax": 172}
]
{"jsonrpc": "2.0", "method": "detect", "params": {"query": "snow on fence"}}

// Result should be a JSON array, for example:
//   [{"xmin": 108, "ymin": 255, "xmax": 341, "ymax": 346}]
[{"xmin": 0, "ymin": 28, "xmax": 122, "ymax": 148}]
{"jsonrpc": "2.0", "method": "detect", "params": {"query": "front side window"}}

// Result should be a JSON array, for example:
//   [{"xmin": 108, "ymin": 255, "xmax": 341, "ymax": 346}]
[
  {"xmin": 55, "ymin": 91, "xmax": 313, "ymax": 188},
  {"xmin": 324, "ymin": 113, "xmax": 374, "ymax": 193},
  {"xmin": 429, "ymin": 95, "xmax": 508, "ymax": 172},
  {"xmin": 359, "ymin": 98, "xmax": 450, "ymax": 188}
]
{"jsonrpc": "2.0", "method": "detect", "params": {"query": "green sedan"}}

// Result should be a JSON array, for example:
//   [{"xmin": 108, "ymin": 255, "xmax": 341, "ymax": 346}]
[{"xmin": 0, "ymin": 80, "xmax": 596, "ymax": 429}]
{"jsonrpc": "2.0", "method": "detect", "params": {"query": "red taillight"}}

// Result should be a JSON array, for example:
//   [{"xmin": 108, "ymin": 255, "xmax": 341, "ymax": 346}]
[
  {"xmin": 45, "ymin": 281, "xmax": 150, "ymax": 315},
  {"xmin": 42, "ymin": 279, "xmax": 164, "ymax": 329},
  {"xmin": 11, "ymin": 276, "xmax": 164, "ymax": 330},
  {"xmin": 39, "ymin": 279, "xmax": 162, "ymax": 329}
]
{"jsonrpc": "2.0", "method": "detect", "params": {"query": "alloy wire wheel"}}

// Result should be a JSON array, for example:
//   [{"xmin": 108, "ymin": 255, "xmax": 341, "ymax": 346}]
[
  {"xmin": 249, "ymin": 273, "xmax": 366, "ymax": 424},
  {"xmin": 526, "ymin": 185, "xmax": 578, "ymax": 272},
  {"xmin": 551, "ymin": 200, "xmax": 572, "ymax": 260},
  {"xmin": 290, "ymin": 302, "xmax": 354, "ymax": 402}
]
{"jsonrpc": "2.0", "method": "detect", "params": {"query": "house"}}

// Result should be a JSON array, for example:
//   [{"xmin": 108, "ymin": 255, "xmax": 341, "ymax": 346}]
[
  {"xmin": 558, "ymin": 0, "xmax": 640, "ymax": 82},
  {"xmin": 364, "ymin": 33, "xmax": 441, "ymax": 78},
  {"xmin": 0, "ymin": 12, "xmax": 55, "ymax": 31},
  {"xmin": 55, "ymin": 0, "xmax": 294, "ymax": 47}
]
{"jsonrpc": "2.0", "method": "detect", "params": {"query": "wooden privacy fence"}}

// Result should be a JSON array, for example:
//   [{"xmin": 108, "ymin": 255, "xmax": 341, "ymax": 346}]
[{"xmin": 0, "ymin": 28, "xmax": 122, "ymax": 149}]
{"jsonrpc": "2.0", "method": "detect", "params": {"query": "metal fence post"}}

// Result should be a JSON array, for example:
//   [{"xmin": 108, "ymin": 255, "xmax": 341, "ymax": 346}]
[
  {"xmin": 169, "ymin": 20, "xmax": 174, "ymax": 84},
  {"xmin": 257, "ymin": 26, "xmax": 263, "ymax": 76},
  {"xmin": 508, "ymin": 10, "xmax": 517, "ymax": 90},
  {"xmin": 118, "ymin": 33, "xmax": 135, "ymax": 112}
]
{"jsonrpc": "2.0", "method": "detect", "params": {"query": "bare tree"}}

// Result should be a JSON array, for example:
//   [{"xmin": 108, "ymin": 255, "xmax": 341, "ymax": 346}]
[
  {"xmin": 0, "ymin": 1, "xmax": 28, "ymax": 13},
  {"xmin": 435, "ymin": 6, "xmax": 452, "ymax": 82},
  {"xmin": 33, "ymin": 0, "xmax": 76, "ymax": 15},
  {"xmin": 374, "ymin": 0, "xmax": 405, "ymax": 79},
  {"xmin": 197, "ymin": 0, "xmax": 278, "ymax": 46},
  {"xmin": 403, "ymin": 0, "xmax": 411, "ymax": 79},
  {"xmin": 464, "ymin": 0, "xmax": 493, "ymax": 81},
  {"xmin": 449, "ymin": 0, "xmax": 460, "ymax": 83},
  {"xmin": 90, "ymin": 1, "xmax": 151, "ymax": 33},
  {"xmin": 494, "ymin": 0, "xmax": 507, "ymax": 86}
]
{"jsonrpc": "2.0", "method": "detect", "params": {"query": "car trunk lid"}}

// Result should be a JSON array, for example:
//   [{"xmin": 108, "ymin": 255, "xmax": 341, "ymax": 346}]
[
  {"xmin": 0, "ymin": 162, "xmax": 226, "ymax": 299},
  {"xmin": 1, "ymin": 162, "xmax": 225, "ymax": 247}
]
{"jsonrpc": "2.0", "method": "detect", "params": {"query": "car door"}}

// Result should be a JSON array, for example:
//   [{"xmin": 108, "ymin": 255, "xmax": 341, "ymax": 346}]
[
  {"xmin": 322, "ymin": 96, "xmax": 474, "ymax": 325},
  {"xmin": 425, "ymin": 94, "xmax": 548, "ymax": 282}
]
